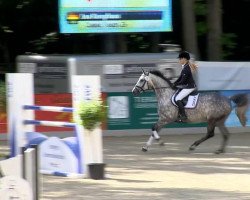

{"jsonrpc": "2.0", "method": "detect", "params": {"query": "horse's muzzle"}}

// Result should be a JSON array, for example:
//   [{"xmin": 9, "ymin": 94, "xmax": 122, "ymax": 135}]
[{"xmin": 132, "ymin": 87, "xmax": 140, "ymax": 95}]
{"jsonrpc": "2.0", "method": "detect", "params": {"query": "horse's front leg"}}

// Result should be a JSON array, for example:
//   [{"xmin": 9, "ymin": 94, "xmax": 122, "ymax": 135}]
[{"xmin": 142, "ymin": 120, "xmax": 165, "ymax": 152}]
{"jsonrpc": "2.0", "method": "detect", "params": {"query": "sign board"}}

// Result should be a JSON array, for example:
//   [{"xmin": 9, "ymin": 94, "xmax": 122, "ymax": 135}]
[
  {"xmin": 59, "ymin": 0, "xmax": 172, "ymax": 33},
  {"xmin": 102, "ymin": 62, "xmax": 179, "ymax": 92},
  {"xmin": 40, "ymin": 137, "xmax": 79, "ymax": 174},
  {"xmin": 17, "ymin": 56, "xmax": 69, "ymax": 93}
]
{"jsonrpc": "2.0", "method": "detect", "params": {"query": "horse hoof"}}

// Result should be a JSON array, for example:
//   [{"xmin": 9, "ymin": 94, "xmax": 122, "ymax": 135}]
[
  {"xmin": 142, "ymin": 146, "xmax": 148, "ymax": 152},
  {"xmin": 189, "ymin": 145, "xmax": 196, "ymax": 151},
  {"xmin": 214, "ymin": 149, "xmax": 224, "ymax": 154}
]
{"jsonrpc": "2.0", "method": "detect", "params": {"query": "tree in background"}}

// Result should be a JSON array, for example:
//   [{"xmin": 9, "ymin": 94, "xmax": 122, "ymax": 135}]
[
  {"xmin": 207, "ymin": 0, "xmax": 222, "ymax": 60},
  {"xmin": 182, "ymin": 0, "xmax": 241, "ymax": 61},
  {"xmin": 181, "ymin": 0, "xmax": 223, "ymax": 61},
  {"xmin": 0, "ymin": 0, "xmax": 15, "ymax": 65},
  {"xmin": 180, "ymin": 0, "xmax": 200, "ymax": 59}
]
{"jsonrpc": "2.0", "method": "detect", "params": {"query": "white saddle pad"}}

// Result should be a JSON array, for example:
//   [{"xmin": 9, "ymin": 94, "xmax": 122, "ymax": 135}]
[{"xmin": 171, "ymin": 93, "xmax": 199, "ymax": 108}]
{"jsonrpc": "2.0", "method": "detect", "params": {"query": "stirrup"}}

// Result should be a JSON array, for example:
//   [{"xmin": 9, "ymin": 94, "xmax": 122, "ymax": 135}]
[{"xmin": 176, "ymin": 114, "xmax": 187, "ymax": 122}]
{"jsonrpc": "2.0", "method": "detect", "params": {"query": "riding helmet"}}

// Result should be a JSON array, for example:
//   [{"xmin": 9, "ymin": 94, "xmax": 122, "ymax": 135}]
[{"xmin": 178, "ymin": 51, "xmax": 190, "ymax": 60}]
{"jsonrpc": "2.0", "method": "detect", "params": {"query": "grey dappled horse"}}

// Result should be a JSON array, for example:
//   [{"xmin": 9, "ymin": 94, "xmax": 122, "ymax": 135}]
[{"xmin": 132, "ymin": 69, "xmax": 248, "ymax": 154}]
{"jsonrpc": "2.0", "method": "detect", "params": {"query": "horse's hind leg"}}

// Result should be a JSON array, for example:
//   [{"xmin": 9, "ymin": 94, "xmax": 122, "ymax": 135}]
[
  {"xmin": 142, "ymin": 121, "xmax": 165, "ymax": 152},
  {"xmin": 189, "ymin": 119, "xmax": 216, "ymax": 151},
  {"xmin": 215, "ymin": 125, "xmax": 230, "ymax": 154}
]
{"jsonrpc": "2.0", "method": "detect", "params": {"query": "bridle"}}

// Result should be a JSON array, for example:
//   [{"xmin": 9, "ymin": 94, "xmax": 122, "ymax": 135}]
[
  {"xmin": 134, "ymin": 73, "xmax": 151, "ymax": 93},
  {"xmin": 136, "ymin": 68, "xmax": 173, "ymax": 92}
]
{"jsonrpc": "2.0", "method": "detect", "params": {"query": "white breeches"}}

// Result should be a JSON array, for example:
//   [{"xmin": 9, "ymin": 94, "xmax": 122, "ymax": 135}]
[{"xmin": 175, "ymin": 88, "xmax": 196, "ymax": 101}]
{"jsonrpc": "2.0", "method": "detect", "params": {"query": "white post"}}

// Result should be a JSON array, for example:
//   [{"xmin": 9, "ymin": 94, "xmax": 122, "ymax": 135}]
[
  {"xmin": 71, "ymin": 75, "xmax": 103, "ymax": 175},
  {"xmin": 7, "ymin": 73, "xmax": 34, "ymax": 157},
  {"xmin": 24, "ymin": 147, "xmax": 39, "ymax": 200}
]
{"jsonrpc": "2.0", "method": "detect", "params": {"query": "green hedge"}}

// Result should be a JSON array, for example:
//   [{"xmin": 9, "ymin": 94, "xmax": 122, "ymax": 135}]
[{"xmin": 0, "ymin": 81, "xmax": 6, "ymax": 112}]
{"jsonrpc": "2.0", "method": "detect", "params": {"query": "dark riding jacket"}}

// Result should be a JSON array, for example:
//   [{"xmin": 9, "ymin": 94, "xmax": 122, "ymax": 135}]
[{"xmin": 174, "ymin": 63, "xmax": 196, "ymax": 89}]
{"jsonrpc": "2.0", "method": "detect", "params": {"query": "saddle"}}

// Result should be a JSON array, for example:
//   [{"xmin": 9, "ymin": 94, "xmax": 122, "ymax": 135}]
[{"xmin": 171, "ymin": 89, "xmax": 199, "ymax": 108}]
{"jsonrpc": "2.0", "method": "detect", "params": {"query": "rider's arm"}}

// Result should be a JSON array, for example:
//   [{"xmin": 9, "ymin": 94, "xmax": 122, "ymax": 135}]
[{"xmin": 175, "ymin": 67, "xmax": 191, "ymax": 85}]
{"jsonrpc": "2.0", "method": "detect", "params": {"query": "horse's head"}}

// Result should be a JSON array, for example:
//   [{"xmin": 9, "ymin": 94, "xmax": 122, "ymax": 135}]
[
  {"xmin": 132, "ymin": 69, "xmax": 175, "ymax": 95},
  {"xmin": 132, "ymin": 69, "xmax": 153, "ymax": 95}
]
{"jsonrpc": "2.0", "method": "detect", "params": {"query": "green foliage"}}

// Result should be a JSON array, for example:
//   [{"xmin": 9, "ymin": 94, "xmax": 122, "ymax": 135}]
[
  {"xmin": 128, "ymin": 34, "xmax": 150, "ymax": 52},
  {"xmin": 194, "ymin": 0, "xmax": 207, "ymax": 16},
  {"xmin": 77, "ymin": 99, "xmax": 107, "ymax": 131},
  {"xmin": 30, "ymin": 32, "xmax": 59, "ymax": 52},
  {"xmin": 221, "ymin": 33, "xmax": 237, "ymax": 59},
  {"xmin": 196, "ymin": 21, "xmax": 207, "ymax": 36},
  {"xmin": 194, "ymin": 0, "xmax": 207, "ymax": 36},
  {"xmin": 194, "ymin": 0, "xmax": 238, "ymax": 60},
  {"xmin": 0, "ymin": 81, "xmax": 6, "ymax": 112}
]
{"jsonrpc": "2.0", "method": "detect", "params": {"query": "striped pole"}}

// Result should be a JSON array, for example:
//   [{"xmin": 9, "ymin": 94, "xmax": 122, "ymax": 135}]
[
  {"xmin": 23, "ymin": 105, "xmax": 74, "ymax": 113},
  {"xmin": 23, "ymin": 120, "xmax": 76, "ymax": 128}
]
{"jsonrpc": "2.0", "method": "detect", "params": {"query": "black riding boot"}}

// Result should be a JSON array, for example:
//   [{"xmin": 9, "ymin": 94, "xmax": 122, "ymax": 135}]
[{"xmin": 176, "ymin": 100, "xmax": 187, "ymax": 121}]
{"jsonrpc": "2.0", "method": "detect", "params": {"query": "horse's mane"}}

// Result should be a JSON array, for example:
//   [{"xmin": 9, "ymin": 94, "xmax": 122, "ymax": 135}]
[{"xmin": 150, "ymin": 70, "xmax": 174, "ymax": 88}]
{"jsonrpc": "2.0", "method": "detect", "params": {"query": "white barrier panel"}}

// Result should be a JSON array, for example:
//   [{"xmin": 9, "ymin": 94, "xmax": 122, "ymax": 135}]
[
  {"xmin": 40, "ymin": 137, "xmax": 79, "ymax": 174},
  {"xmin": 7, "ymin": 73, "xmax": 34, "ymax": 157},
  {"xmin": 24, "ymin": 148, "xmax": 39, "ymax": 199},
  {"xmin": 0, "ymin": 155, "xmax": 22, "ymax": 177},
  {"xmin": 197, "ymin": 62, "xmax": 250, "ymax": 90},
  {"xmin": 0, "ymin": 176, "xmax": 33, "ymax": 200},
  {"xmin": 0, "ymin": 146, "xmax": 39, "ymax": 200},
  {"xmin": 72, "ymin": 75, "xmax": 103, "ymax": 177}
]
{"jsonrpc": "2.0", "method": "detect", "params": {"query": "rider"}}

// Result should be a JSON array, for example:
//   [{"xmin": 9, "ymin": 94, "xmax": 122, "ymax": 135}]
[{"xmin": 173, "ymin": 51, "xmax": 197, "ymax": 121}]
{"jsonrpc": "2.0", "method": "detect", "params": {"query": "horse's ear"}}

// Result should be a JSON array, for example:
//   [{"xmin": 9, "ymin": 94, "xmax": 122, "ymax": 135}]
[{"xmin": 141, "ymin": 67, "xmax": 146, "ymax": 74}]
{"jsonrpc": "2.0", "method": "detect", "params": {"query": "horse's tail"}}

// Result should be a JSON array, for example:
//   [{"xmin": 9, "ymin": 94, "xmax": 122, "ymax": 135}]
[{"xmin": 230, "ymin": 93, "xmax": 249, "ymax": 126}]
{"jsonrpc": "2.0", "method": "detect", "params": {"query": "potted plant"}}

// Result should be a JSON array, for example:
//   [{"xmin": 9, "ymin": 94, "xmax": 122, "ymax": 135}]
[
  {"xmin": 77, "ymin": 98, "xmax": 107, "ymax": 132},
  {"xmin": 76, "ymin": 98, "xmax": 107, "ymax": 179}
]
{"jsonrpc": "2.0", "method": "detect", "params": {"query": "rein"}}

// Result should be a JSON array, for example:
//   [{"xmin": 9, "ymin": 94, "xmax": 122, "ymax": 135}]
[
  {"xmin": 136, "ymin": 87, "xmax": 169, "ymax": 92},
  {"xmin": 154, "ymin": 86, "xmax": 171, "ymax": 90},
  {"xmin": 142, "ymin": 86, "xmax": 170, "ymax": 91},
  {"xmin": 135, "ymin": 69, "xmax": 175, "ymax": 93},
  {"xmin": 148, "ymin": 70, "xmax": 175, "ymax": 90}
]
